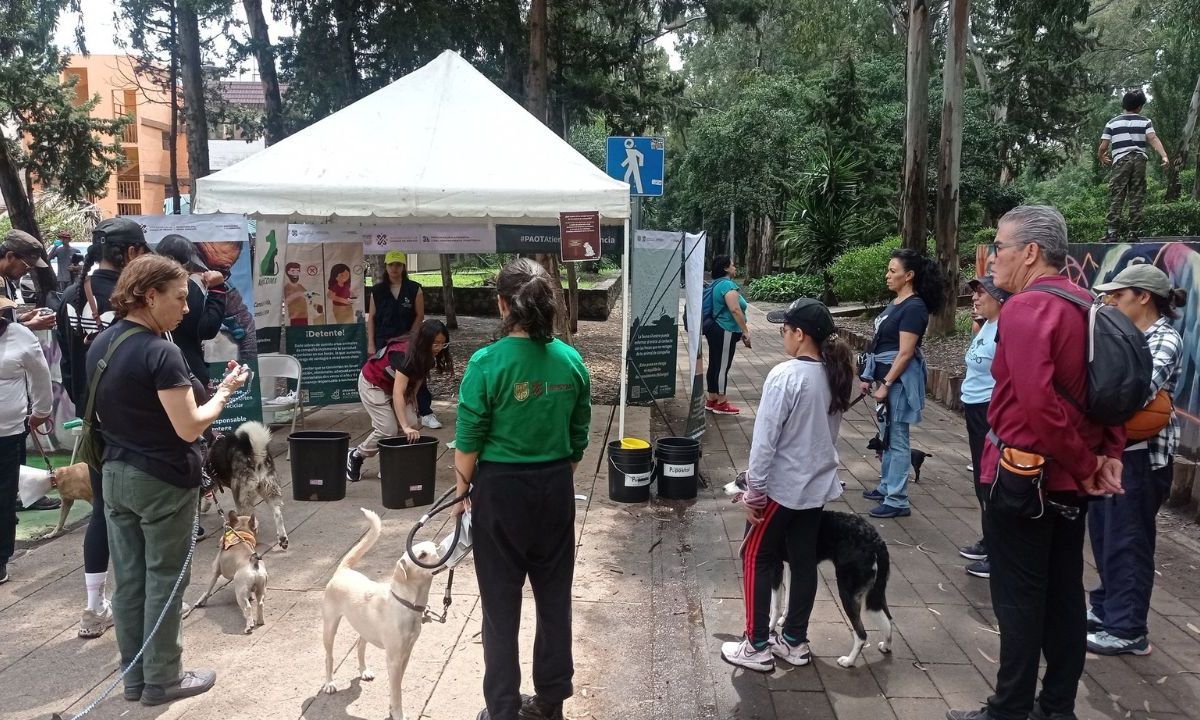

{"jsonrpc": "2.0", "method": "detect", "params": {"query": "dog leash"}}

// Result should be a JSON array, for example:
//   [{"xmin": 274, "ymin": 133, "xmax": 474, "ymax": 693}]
[
  {"xmin": 53, "ymin": 504, "xmax": 201, "ymax": 720},
  {"xmin": 28, "ymin": 424, "xmax": 56, "ymax": 473},
  {"xmin": 405, "ymin": 479, "xmax": 473, "ymax": 624}
]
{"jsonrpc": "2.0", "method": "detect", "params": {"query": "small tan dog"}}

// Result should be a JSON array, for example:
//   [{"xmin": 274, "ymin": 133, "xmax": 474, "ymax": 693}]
[
  {"xmin": 46, "ymin": 462, "xmax": 93, "ymax": 538},
  {"xmin": 321, "ymin": 508, "xmax": 439, "ymax": 720},
  {"xmin": 189, "ymin": 511, "xmax": 269, "ymax": 634}
]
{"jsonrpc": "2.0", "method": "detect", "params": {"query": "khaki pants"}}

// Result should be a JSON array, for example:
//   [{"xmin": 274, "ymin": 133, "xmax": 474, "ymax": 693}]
[
  {"xmin": 356, "ymin": 372, "xmax": 417, "ymax": 457},
  {"xmin": 1107, "ymin": 153, "xmax": 1147, "ymax": 236},
  {"xmin": 104, "ymin": 461, "xmax": 197, "ymax": 688}
]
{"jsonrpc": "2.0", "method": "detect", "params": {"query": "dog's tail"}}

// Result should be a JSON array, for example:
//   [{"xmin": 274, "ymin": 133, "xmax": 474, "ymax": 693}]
[
  {"xmin": 236, "ymin": 421, "xmax": 272, "ymax": 466},
  {"xmin": 339, "ymin": 508, "xmax": 382, "ymax": 570},
  {"xmin": 866, "ymin": 540, "xmax": 892, "ymax": 618}
]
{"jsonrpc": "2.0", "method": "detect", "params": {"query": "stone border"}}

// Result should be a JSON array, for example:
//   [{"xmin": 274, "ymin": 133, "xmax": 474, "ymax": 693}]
[{"xmin": 420, "ymin": 276, "xmax": 621, "ymax": 321}]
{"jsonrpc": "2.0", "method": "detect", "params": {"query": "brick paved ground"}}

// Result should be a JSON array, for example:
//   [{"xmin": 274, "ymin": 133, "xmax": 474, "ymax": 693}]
[{"xmin": 2, "ymin": 304, "xmax": 1199, "ymax": 720}]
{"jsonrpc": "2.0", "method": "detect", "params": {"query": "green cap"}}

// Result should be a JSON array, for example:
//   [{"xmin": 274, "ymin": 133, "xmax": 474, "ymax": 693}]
[{"xmin": 1094, "ymin": 263, "xmax": 1172, "ymax": 298}]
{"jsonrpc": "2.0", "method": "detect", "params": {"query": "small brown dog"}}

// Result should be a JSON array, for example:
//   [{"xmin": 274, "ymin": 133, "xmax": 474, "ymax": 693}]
[
  {"xmin": 189, "ymin": 511, "xmax": 269, "ymax": 634},
  {"xmin": 46, "ymin": 462, "xmax": 93, "ymax": 538}
]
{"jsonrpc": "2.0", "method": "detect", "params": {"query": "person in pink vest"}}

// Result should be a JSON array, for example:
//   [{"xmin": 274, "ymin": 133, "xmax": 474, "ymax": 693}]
[{"xmin": 346, "ymin": 319, "xmax": 452, "ymax": 482}]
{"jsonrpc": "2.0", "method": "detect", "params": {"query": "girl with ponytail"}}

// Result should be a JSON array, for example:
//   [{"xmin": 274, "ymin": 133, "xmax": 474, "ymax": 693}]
[
  {"xmin": 858, "ymin": 248, "xmax": 942, "ymax": 519},
  {"xmin": 453, "ymin": 258, "xmax": 591, "ymax": 720},
  {"xmin": 722, "ymin": 298, "xmax": 855, "ymax": 672}
]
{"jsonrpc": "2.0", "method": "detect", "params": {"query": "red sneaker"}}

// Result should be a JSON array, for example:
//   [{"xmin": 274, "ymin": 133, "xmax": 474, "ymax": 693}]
[
  {"xmin": 711, "ymin": 401, "xmax": 741, "ymax": 415},
  {"xmin": 705, "ymin": 399, "xmax": 718, "ymax": 412}
]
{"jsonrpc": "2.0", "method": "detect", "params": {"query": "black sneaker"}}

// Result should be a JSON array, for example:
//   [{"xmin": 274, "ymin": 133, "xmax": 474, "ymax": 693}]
[
  {"xmin": 947, "ymin": 709, "xmax": 992, "ymax": 720},
  {"xmin": 0, "ymin": 563, "xmax": 8, "ymax": 584},
  {"xmin": 519, "ymin": 694, "xmax": 564, "ymax": 720},
  {"xmin": 17, "ymin": 496, "xmax": 61, "ymax": 511},
  {"xmin": 965, "ymin": 560, "xmax": 991, "ymax": 579},
  {"xmin": 346, "ymin": 448, "xmax": 364, "ymax": 482},
  {"xmin": 123, "ymin": 684, "xmax": 144, "ymax": 701},
  {"xmin": 140, "ymin": 669, "xmax": 216, "ymax": 706},
  {"xmin": 862, "ymin": 488, "xmax": 885, "ymax": 501},
  {"xmin": 1029, "ymin": 704, "xmax": 1079, "ymax": 720},
  {"xmin": 958, "ymin": 540, "xmax": 987, "ymax": 561}
]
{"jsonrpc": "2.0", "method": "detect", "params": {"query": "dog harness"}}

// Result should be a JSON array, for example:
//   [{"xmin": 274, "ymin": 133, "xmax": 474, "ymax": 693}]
[{"xmin": 221, "ymin": 528, "xmax": 257, "ymax": 551}]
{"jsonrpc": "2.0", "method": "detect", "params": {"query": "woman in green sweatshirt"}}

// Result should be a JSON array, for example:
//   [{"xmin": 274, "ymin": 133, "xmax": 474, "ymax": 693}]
[{"xmin": 454, "ymin": 258, "xmax": 591, "ymax": 720}]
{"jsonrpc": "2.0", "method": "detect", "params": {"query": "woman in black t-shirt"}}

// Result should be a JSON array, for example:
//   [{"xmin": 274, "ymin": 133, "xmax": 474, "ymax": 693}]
[
  {"xmin": 347, "ymin": 319, "xmax": 452, "ymax": 482},
  {"xmin": 858, "ymin": 249, "xmax": 943, "ymax": 519},
  {"xmin": 88, "ymin": 255, "xmax": 249, "ymax": 705}
]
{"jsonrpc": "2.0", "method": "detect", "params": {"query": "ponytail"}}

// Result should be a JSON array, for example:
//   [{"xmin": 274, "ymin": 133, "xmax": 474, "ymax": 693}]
[
  {"xmin": 821, "ymin": 332, "xmax": 856, "ymax": 415},
  {"xmin": 1151, "ymin": 287, "xmax": 1187, "ymax": 320},
  {"xmin": 891, "ymin": 249, "xmax": 945, "ymax": 313},
  {"xmin": 497, "ymin": 258, "xmax": 557, "ymax": 343}
]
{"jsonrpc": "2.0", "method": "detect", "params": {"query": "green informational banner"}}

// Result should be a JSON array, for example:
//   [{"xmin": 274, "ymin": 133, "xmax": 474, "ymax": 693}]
[
  {"xmin": 626, "ymin": 230, "xmax": 682, "ymax": 406},
  {"xmin": 285, "ymin": 324, "xmax": 367, "ymax": 406}
]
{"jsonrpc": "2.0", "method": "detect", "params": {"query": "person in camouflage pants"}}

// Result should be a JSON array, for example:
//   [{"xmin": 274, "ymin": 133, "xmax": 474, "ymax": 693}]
[
  {"xmin": 1106, "ymin": 153, "xmax": 1148, "ymax": 240},
  {"xmin": 1099, "ymin": 90, "xmax": 1170, "ymax": 242}
]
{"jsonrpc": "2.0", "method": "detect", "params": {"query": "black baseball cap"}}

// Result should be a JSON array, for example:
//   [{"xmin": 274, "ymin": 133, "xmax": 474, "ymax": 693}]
[
  {"xmin": 155, "ymin": 234, "xmax": 209, "ymax": 272},
  {"xmin": 766, "ymin": 298, "xmax": 836, "ymax": 342},
  {"xmin": 967, "ymin": 275, "xmax": 1012, "ymax": 304},
  {"xmin": 93, "ymin": 217, "xmax": 149, "ymax": 249}
]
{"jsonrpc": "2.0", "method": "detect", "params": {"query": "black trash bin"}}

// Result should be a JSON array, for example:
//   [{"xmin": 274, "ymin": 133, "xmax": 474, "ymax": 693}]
[
  {"xmin": 655, "ymin": 436, "xmax": 701, "ymax": 500},
  {"xmin": 289, "ymin": 431, "xmax": 350, "ymax": 501},
  {"xmin": 607, "ymin": 439, "xmax": 653, "ymax": 503},
  {"xmin": 379, "ymin": 436, "xmax": 439, "ymax": 509}
]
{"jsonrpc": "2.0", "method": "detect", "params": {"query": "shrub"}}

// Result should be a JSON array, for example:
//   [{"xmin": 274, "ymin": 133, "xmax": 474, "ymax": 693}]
[
  {"xmin": 961, "ymin": 227, "xmax": 995, "ymax": 265},
  {"xmin": 1142, "ymin": 201, "xmax": 1200, "ymax": 237},
  {"xmin": 829, "ymin": 236, "xmax": 902, "ymax": 304},
  {"xmin": 746, "ymin": 272, "xmax": 824, "ymax": 302}
]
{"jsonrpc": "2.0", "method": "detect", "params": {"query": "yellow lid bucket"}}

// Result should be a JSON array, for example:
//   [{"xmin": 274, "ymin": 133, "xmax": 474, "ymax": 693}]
[{"xmin": 620, "ymin": 437, "xmax": 650, "ymax": 450}]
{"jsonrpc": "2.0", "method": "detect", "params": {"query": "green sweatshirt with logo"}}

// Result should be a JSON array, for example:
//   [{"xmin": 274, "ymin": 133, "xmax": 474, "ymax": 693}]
[{"xmin": 455, "ymin": 336, "xmax": 592, "ymax": 463}]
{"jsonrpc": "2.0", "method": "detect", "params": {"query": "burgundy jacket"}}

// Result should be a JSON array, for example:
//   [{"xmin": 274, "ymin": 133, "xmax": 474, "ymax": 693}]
[{"xmin": 981, "ymin": 274, "xmax": 1126, "ymax": 492}]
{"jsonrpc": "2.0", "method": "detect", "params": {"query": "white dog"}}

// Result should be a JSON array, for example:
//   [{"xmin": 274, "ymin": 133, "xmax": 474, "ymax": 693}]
[
  {"xmin": 189, "ymin": 511, "xmax": 269, "ymax": 634},
  {"xmin": 321, "ymin": 509, "xmax": 439, "ymax": 720}
]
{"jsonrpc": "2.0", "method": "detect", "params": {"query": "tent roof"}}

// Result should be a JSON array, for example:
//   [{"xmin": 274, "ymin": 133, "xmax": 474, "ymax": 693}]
[{"xmin": 194, "ymin": 51, "xmax": 630, "ymax": 220}]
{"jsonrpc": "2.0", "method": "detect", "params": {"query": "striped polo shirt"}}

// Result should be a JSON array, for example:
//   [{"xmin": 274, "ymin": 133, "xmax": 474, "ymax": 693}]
[{"xmin": 1101, "ymin": 113, "xmax": 1155, "ymax": 163}]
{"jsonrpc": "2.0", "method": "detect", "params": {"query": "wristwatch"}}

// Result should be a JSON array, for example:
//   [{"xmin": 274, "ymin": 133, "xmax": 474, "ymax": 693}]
[{"xmin": 883, "ymin": 380, "xmax": 894, "ymax": 388}]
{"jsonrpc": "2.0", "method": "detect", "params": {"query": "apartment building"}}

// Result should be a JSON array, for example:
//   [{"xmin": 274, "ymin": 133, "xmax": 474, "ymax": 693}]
[{"xmin": 62, "ymin": 54, "xmax": 190, "ymax": 217}]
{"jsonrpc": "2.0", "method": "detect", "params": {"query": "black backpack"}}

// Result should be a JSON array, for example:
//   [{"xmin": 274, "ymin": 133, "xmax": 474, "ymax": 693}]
[{"xmin": 1026, "ymin": 285, "xmax": 1152, "ymax": 426}]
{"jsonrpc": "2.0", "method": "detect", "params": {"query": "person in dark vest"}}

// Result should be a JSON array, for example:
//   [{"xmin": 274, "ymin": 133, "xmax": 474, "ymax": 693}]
[
  {"xmin": 367, "ymin": 251, "xmax": 443, "ymax": 428},
  {"xmin": 346, "ymin": 318, "xmax": 452, "ymax": 482}
]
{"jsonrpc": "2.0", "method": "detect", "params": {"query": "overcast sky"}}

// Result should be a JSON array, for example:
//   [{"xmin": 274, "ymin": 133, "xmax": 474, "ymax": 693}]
[{"xmin": 55, "ymin": 0, "xmax": 681, "ymax": 78}]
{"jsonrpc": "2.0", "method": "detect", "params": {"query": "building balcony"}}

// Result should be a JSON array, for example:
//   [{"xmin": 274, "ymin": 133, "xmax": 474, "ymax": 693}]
[{"xmin": 117, "ymin": 179, "xmax": 141, "ymax": 201}]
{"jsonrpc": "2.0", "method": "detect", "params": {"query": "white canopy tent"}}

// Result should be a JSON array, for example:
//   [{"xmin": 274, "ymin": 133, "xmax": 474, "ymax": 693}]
[{"xmin": 194, "ymin": 49, "xmax": 636, "ymax": 436}]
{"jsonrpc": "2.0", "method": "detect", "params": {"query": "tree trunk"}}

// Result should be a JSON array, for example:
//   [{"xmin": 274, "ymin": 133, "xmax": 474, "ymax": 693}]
[
  {"xmin": 178, "ymin": 2, "xmax": 210, "ymax": 202},
  {"xmin": 535, "ymin": 253, "xmax": 572, "ymax": 343},
  {"xmin": 566, "ymin": 262, "xmax": 579, "ymax": 334},
  {"xmin": 169, "ymin": 1, "xmax": 181, "ymax": 214},
  {"xmin": 500, "ymin": 0, "xmax": 524, "ymax": 100},
  {"xmin": 243, "ymin": 0, "xmax": 286, "ymax": 146},
  {"xmin": 932, "ymin": 0, "xmax": 966, "ymax": 337},
  {"xmin": 900, "ymin": 0, "xmax": 931, "ymax": 252},
  {"xmin": 439, "ymin": 254, "xmax": 457, "ymax": 329},
  {"xmin": 1166, "ymin": 72, "xmax": 1200, "ymax": 202},
  {"xmin": 1193, "ymin": 143, "xmax": 1200, "ymax": 201},
  {"xmin": 332, "ymin": 0, "xmax": 358, "ymax": 103},
  {"xmin": 524, "ymin": 0, "xmax": 548, "ymax": 123},
  {"xmin": 0, "ymin": 127, "xmax": 40, "ymax": 238}
]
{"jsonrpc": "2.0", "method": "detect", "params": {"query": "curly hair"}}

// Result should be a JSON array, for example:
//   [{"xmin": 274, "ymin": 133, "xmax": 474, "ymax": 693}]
[{"xmin": 109, "ymin": 255, "xmax": 187, "ymax": 318}]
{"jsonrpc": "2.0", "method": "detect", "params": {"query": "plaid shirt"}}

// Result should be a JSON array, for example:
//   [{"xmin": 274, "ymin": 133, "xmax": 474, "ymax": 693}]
[{"xmin": 1144, "ymin": 317, "xmax": 1182, "ymax": 470}]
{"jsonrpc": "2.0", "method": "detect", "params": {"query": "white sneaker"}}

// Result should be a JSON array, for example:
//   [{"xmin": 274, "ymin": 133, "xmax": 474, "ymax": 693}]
[
  {"xmin": 79, "ymin": 602, "xmax": 114, "ymax": 639},
  {"xmin": 769, "ymin": 632, "xmax": 812, "ymax": 666},
  {"xmin": 420, "ymin": 413, "xmax": 443, "ymax": 429},
  {"xmin": 720, "ymin": 637, "xmax": 774, "ymax": 672}
]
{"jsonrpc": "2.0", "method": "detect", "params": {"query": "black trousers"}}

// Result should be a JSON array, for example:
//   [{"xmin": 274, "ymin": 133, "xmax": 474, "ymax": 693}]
[
  {"xmin": 985, "ymin": 493, "xmax": 1088, "ymax": 720},
  {"xmin": 963, "ymin": 401, "xmax": 990, "ymax": 540},
  {"xmin": 417, "ymin": 382, "xmax": 433, "ymax": 416},
  {"xmin": 0, "ymin": 434, "xmax": 20, "ymax": 563},
  {"xmin": 703, "ymin": 325, "xmax": 741, "ymax": 395},
  {"xmin": 1088, "ymin": 450, "xmax": 1170, "ymax": 639},
  {"xmin": 473, "ymin": 459, "xmax": 576, "ymax": 720},
  {"xmin": 741, "ymin": 500, "xmax": 822, "ymax": 644},
  {"xmin": 83, "ymin": 467, "xmax": 108, "ymax": 572}
]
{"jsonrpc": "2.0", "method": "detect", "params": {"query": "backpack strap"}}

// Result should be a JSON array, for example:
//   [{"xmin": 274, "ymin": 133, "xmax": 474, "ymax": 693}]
[
  {"xmin": 83, "ymin": 276, "xmax": 105, "ymax": 333},
  {"xmin": 81, "ymin": 326, "xmax": 148, "ymax": 425},
  {"xmin": 1020, "ymin": 284, "xmax": 1094, "ymax": 413}
]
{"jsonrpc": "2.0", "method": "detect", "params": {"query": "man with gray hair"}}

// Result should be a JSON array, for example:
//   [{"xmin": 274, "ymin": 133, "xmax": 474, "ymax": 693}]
[{"xmin": 947, "ymin": 205, "xmax": 1124, "ymax": 720}]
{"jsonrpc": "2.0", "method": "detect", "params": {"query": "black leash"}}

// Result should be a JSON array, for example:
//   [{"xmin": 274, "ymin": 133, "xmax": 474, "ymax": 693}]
[{"xmin": 405, "ymin": 478, "xmax": 473, "ymax": 624}]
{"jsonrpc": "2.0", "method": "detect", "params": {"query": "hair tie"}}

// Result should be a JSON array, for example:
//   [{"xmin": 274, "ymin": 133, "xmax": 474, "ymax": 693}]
[{"xmin": 827, "ymin": 333, "xmax": 839, "ymax": 342}]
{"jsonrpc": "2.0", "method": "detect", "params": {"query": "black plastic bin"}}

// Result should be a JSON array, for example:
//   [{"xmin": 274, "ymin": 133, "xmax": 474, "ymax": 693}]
[
  {"xmin": 607, "ymin": 439, "xmax": 653, "ymax": 503},
  {"xmin": 655, "ymin": 437, "xmax": 701, "ymax": 500},
  {"xmin": 289, "ymin": 431, "xmax": 350, "ymax": 501},
  {"xmin": 379, "ymin": 436, "xmax": 439, "ymax": 509}
]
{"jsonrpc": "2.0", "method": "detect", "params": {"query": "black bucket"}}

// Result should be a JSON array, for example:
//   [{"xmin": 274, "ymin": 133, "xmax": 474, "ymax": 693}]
[
  {"xmin": 378, "ymin": 436, "xmax": 439, "ymax": 509},
  {"xmin": 655, "ymin": 437, "xmax": 701, "ymax": 500},
  {"xmin": 607, "ymin": 440, "xmax": 653, "ymax": 503},
  {"xmin": 289, "ymin": 431, "xmax": 350, "ymax": 501}
]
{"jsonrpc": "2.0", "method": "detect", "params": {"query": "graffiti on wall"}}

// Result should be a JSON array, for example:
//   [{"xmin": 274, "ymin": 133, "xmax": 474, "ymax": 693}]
[{"xmin": 977, "ymin": 241, "xmax": 1200, "ymax": 459}]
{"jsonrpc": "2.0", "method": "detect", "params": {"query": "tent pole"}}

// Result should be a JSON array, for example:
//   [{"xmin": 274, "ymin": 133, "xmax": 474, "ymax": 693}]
[{"xmin": 618, "ymin": 217, "xmax": 630, "ymax": 441}]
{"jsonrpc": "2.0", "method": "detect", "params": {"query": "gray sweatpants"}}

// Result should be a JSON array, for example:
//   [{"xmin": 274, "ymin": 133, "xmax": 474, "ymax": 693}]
[{"xmin": 356, "ymin": 372, "xmax": 417, "ymax": 457}]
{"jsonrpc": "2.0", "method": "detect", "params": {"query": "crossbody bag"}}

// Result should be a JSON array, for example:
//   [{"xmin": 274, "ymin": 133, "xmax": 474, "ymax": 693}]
[{"xmin": 77, "ymin": 325, "xmax": 147, "ymax": 471}]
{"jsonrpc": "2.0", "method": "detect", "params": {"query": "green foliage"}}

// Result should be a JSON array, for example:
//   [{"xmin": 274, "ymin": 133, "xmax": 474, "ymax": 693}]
[
  {"xmin": 745, "ymin": 272, "xmax": 824, "ymax": 302},
  {"xmin": 0, "ymin": 189, "xmax": 98, "ymax": 241},
  {"xmin": 829, "ymin": 236, "xmax": 902, "ymax": 304},
  {"xmin": 1142, "ymin": 201, "xmax": 1200, "ymax": 236}
]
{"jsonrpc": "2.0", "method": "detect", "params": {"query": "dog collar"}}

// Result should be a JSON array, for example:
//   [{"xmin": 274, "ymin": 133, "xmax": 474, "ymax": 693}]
[{"xmin": 390, "ymin": 588, "xmax": 427, "ymax": 616}]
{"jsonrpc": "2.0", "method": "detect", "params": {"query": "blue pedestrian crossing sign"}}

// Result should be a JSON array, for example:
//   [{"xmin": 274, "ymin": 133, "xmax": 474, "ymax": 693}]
[{"xmin": 606, "ymin": 136, "xmax": 665, "ymax": 197}]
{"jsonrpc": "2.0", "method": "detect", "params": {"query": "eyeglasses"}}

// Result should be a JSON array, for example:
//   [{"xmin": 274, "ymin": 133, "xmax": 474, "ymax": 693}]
[{"xmin": 989, "ymin": 241, "xmax": 1030, "ymax": 254}]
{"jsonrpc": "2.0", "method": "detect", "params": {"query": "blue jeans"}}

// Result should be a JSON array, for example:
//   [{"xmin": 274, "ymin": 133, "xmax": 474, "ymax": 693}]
[{"xmin": 875, "ymin": 420, "xmax": 911, "ymax": 509}]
